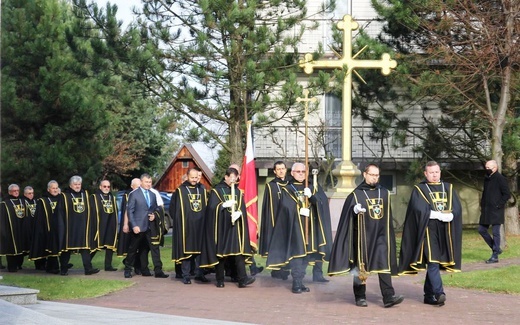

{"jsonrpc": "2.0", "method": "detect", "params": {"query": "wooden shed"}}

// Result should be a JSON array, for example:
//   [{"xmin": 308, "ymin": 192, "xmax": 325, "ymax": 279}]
[{"xmin": 154, "ymin": 144, "xmax": 213, "ymax": 193}]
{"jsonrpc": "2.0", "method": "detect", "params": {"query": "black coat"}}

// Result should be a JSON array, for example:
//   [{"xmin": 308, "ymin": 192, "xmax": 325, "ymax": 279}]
[{"xmin": 480, "ymin": 172, "xmax": 510, "ymax": 225}]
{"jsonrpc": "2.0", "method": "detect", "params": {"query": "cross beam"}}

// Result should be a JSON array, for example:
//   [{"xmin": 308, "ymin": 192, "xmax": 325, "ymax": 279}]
[{"xmin": 299, "ymin": 15, "xmax": 397, "ymax": 195}]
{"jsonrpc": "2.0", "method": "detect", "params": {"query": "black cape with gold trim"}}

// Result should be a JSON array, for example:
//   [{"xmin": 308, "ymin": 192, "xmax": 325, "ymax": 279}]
[
  {"xmin": 328, "ymin": 182, "xmax": 398, "ymax": 276},
  {"xmin": 0, "ymin": 196, "xmax": 31, "ymax": 256},
  {"xmin": 266, "ymin": 181, "xmax": 332, "ymax": 270},
  {"xmin": 29, "ymin": 194, "xmax": 60, "ymax": 260},
  {"xmin": 170, "ymin": 181, "xmax": 208, "ymax": 263},
  {"xmin": 258, "ymin": 177, "xmax": 287, "ymax": 257},
  {"xmin": 398, "ymin": 180, "xmax": 462, "ymax": 274},
  {"xmin": 56, "ymin": 188, "xmax": 96, "ymax": 252},
  {"xmin": 116, "ymin": 190, "xmax": 131, "ymax": 257},
  {"xmin": 199, "ymin": 181, "xmax": 252, "ymax": 268},
  {"xmin": 90, "ymin": 190, "xmax": 118, "ymax": 251}
]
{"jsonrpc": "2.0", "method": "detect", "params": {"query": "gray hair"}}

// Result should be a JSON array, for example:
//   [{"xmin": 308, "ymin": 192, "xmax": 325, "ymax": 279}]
[
  {"xmin": 69, "ymin": 175, "xmax": 82, "ymax": 185},
  {"xmin": 8, "ymin": 184, "xmax": 20, "ymax": 191},
  {"xmin": 47, "ymin": 180, "xmax": 59, "ymax": 189}
]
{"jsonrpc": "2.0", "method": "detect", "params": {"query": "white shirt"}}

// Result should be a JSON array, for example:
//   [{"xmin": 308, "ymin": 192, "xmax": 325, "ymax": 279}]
[{"xmin": 150, "ymin": 188, "xmax": 164, "ymax": 207}]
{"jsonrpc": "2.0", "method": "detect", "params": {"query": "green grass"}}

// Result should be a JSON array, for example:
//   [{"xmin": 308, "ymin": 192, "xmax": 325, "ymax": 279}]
[
  {"xmin": 3, "ymin": 230, "xmax": 520, "ymax": 299},
  {"xmin": 1, "ymin": 274, "xmax": 133, "ymax": 300},
  {"xmin": 442, "ymin": 266, "xmax": 520, "ymax": 294}
]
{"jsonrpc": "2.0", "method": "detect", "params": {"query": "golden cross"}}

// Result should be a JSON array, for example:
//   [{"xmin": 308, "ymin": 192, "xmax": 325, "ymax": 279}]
[{"xmin": 299, "ymin": 15, "xmax": 397, "ymax": 194}]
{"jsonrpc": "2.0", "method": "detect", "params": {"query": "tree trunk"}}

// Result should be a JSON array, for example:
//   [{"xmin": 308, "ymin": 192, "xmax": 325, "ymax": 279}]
[{"xmin": 504, "ymin": 156, "xmax": 519, "ymax": 235}]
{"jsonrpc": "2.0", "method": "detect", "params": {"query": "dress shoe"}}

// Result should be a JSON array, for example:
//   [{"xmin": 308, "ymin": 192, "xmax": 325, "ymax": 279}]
[
  {"xmin": 134, "ymin": 269, "xmax": 142, "ymax": 275},
  {"xmin": 46, "ymin": 269, "xmax": 60, "ymax": 274},
  {"xmin": 300, "ymin": 283, "xmax": 310, "ymax": 292},
  {"xmin": 124, "ymin": 271, "xmax": 132, "ymax": 278},
  {"xmin": 486, "ymin": 253, "xmax": 499, "ymax": 264},
  {"xmin": 182, "ymin": 277, "xmax": 191, "ymax": 284},
  {"xmin": 313, "ymin": 274, "xmax": 330, "ymax": 283},
  {"xmin": 496, "ymin": 248, "xmax": 503, "ymax": 255},
  {"xmin": 67, "ymin": 263, "xmax": 74, "ymax": 269},
  {"xmin": 155, "ymin": 271, "xmax": 169, "ymax": 278},
  {"xmin": 216, "ymin": 281, "xmax": 225, "ymax": 288},
  {"xmin": 238, "ymin": 276, "xmax": 255, "ymax": 288},
  {"xmin": 85, "ymin": 268, "xmax": 100, "ymax": 275},
  {"xmin": 60, "ymin": 269, "xmax": 68, "ymax": 276},
  {"xmin": 194, "ymin": 275, "xmax": 210, "ymax": 283},
  {"xmin": 141, "ymin": 271, "xmax": 153, "ymax": 276},
  {"xmin": 292, "ymin": 279, "xmax": 306, "ymax": 293},
  {"xmin": 250, "ymin": 265, "xmax": 264, "ymax": 276},
  {"xmin": 356, "ymin": 299, "xmax": 368, "ymax": 307},
  {"xmin": 384, "ymin": 295, "xmax": 404, "ymax": 308},
  {"xmin": 105, "ymin": 266, "xmax": 117, "ymax": 271},
  {"xmin": 424, "ymin": 293, "xmax": 446, "ymax": 306}
]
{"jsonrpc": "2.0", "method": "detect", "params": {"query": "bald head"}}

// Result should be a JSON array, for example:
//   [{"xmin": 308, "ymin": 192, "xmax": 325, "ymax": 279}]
[{"xmin": 485, "ymin": 160, "xmax": 498, "ymax": 175}]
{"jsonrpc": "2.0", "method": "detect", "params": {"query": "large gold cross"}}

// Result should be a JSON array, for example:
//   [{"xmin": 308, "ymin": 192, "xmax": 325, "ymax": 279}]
[{"xmin": 299, "ymin": 15, "xmax": 397, "ymax": 195}]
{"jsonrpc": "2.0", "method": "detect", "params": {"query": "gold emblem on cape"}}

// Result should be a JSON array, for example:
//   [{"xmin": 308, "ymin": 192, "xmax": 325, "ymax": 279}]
[
  {"xmin": 102, "ymin": 199, "xmax": 114, "ymax": 213},
  {"xmin": 189, "ymin": 194, "xmax": 202, "ymax": 212},
  {"xmin": 72, "ymin": 198, "xmax": 85, "ymax": 213},
  {"xmin": 296, "ymin": 190, "xmax": 305, "ymax": 203},
  {"xmin": 429, "ymin": 192, "xmax": 447, "ymax": 212},
  {"xmin": 14, "ymin": 204, "xmax": 25, "ymax": 218},
  {"xmin": 365, "ymin": 198, "xmax": 384, "ymax": 220},
  {"xmin": 27, "ymin": 203, "xmax": 36, "ymax": 217},
  {"xmin": 223, "ymin": 194, "xmax": 236, "ymax": 212},
  {"xmin": 50, "ymin": 201, "xmax": 57, "ymax": 212}
]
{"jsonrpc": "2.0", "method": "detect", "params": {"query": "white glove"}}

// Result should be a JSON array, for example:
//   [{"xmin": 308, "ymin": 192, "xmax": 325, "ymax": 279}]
[
  {"xmin": 429, "ymin": 210, "xmax": 443, "ymax": 220},
  {"xmin": 222, "ymin": 200, "xmax": 236, "ymax": 208},
  {"xmin": 300, "ymin": 207, "xmax": 310, "ymax": 217},
  {"xmin": 439, "ymin": 212, "xmax": 454, "ymax": 222},
  {"xmin": 353, "ymin": 203, "xmax": 366, "ymax": 214},
  {"xmin": 303, "ymin": 187, "xmax": 312, "ymax": 198},
  {"xmin": 231, "ymin": 211, "xmax": 242, "ymax": 223}
]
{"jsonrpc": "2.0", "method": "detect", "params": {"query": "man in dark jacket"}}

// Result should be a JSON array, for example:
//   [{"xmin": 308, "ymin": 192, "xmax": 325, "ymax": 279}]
[{"xmin": 479, "ymin": 160, "xmax": 511, "ymax": 264}]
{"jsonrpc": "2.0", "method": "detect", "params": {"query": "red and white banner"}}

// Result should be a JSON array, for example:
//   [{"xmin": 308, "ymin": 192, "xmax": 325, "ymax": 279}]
[{"xmin": 239, "ymin": 121, "xmax": 258, "ymax": 250}]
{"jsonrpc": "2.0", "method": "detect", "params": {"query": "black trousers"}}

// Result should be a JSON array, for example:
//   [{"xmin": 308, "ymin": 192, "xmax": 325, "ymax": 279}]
[
  {"xmin": 59, "ymin": 249, "xmax": 93, "ymax": 271},
  {"xmin": 353, "ymin": 273, "xmax": 395, "ymax": 301},
  {"xmin": 6, "ymin": 255, "xmax": 24, "ymax": 272},
  {"xmin": 289, "ymin": 256, "xmax": 308, "ymax": 281},
  {"xmin": 125, "ymin": 230, "xmax": 163, "ymax": 273},
  {"xmin": 215, "ymin": 255, "xmax": 246, "ymax": 282},
  {"xmin": 181, "ymin": 255, "xmax": 203, "ymax": 277}
]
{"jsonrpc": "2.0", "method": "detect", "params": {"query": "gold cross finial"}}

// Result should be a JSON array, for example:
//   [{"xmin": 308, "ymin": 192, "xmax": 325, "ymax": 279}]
[{"xmin": 298, "ymin": 15, "xmax": 398, "ymax": 196}]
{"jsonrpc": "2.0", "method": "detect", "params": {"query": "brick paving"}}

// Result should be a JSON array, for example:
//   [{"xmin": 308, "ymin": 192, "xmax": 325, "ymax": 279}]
[{"xmin": 68, "ymin": 257, "xmax": 520, "ymax": 325}]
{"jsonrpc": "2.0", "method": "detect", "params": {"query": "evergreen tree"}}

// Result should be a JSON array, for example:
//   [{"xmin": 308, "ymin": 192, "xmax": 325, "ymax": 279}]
[
  {"xmin": 75, "ymin": 0, "xmax": 336, "ymax": 166},
  {"xmin": 1, "ymin": 0, "xmax": 108, "ymax": 190}
]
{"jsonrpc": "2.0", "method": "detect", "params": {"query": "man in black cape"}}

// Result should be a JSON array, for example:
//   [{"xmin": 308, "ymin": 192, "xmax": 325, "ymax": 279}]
[
  {"xmin": 170, "ymin": 168, "xmax": 209, "ymax": 284},
  {"xmin": 29, "ymin": 180, "xmax": 62, "ymax": 274},
  {"xmin": 23, "ymin": 186, "xmax": 40, "ymax": 270},
  {"xmin": 266, "ymin": 163, "xmax": 332, "ymax": 294},
  {"xmin": 56, "ymin": 175, "xmax": 99, "ymax": 275},
  {"xmin": 259, "ymin": 161, "xmax": 289, "ymax": 280},
  {"xmin": 399, "ymin": 161, "xmax": 462, "ymax": 306},
  {"xmin": 0, "ymin": 184, "xmax": 30, "ymax": 272},
  {"xmin": 90, "ymin": 180, "xmax": 118, "ymax": 271},
  {"xmin": 200, "ymin": 167, "xmax": 255, "ymax": 288},
  {"xmin": 328, "ymin": 164, "xmax": 403, "ymax": 308}
]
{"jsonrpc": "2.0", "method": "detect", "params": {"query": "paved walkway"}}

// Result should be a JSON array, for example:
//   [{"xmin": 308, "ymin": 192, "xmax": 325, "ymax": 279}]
[{"xmin": 16, "ymin": 257, "xmax": 516, "ymax": 325}]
